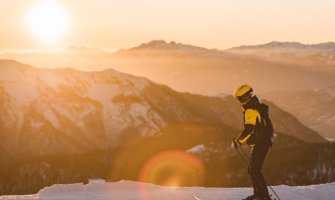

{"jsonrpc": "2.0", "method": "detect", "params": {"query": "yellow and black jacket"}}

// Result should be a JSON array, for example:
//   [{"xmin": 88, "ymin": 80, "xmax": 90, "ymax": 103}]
[{"xmin": 237, "ymin": 96, "xmax": 273, "ymax": 146}]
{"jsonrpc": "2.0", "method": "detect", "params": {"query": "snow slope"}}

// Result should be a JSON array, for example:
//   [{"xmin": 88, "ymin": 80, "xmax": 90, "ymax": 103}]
[{"xmin": 0, "ymin": 180, "xmax": 334, "ymax": 200}]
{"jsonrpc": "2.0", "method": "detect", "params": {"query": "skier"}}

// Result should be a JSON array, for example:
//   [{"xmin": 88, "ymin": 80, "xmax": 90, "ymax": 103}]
[{"xmin": 231, "ymin": 85, "xmax": 273, "ymax": 200}]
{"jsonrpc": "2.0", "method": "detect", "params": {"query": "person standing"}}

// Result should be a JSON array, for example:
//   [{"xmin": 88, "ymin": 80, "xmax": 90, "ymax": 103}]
[{"xmin": 231, "ymin": 85, "xmax": 273, "ymax": 200}]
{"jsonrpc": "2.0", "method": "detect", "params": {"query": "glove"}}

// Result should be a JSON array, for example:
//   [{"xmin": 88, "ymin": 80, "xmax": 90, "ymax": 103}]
[{"xmin": 230, "ymin": 138, "xmax": 240, "ymax": 149}]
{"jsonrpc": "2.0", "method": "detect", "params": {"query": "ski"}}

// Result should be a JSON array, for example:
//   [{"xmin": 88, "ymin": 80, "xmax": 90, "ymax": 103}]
[
  {"xmin": 242, "ymin": 198, "xmax": 278, "ymax": 200},
  {"xmin": 193, "ymin": 195, "xmax": 201, "ymax": 200}
]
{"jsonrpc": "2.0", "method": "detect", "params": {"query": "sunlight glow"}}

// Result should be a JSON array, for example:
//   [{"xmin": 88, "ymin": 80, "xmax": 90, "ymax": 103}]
[
  {"xmin": 139, "ymin": 150, "xmax": 205, "ymax": 187},
  {"xmin": 25, "ymin": 0, "xmax": 70, "ymax": 44},
  {"xmin": 138, "ymin": 150, "xmax": 205, "ymax": 200}
]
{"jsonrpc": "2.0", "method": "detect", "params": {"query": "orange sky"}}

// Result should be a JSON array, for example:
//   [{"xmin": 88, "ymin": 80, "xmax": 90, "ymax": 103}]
[{"xmin": 1, "ymin": 0, "xmax": 335, "ymax": 50}]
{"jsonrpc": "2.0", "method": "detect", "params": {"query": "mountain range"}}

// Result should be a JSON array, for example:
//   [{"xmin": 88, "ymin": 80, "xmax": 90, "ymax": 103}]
[
  {"xmin": 229, "ymin": 41, "xmax": 335, "ymax": 67},
  {"xmin": 111, "ymin": 40, "xmax": 335, "ymax": 95},
  {"xmin": 2, "ymin": 40, "xmax": 335, "ymax": 95},
  {"xmin": 2, "ymin": 40, "xmax": 335, "ymax": 140},
  {"xmin": 0, "ymin": 59, "xmax": 332, "ymax": 194},
  {"xmin": 1, "ymin": 40, "xmax": 335, "ymax": 193},
  {"xmin": 0, "ymin": 59, "xmax": 324, "ymax": 158},
  {"xmin": 264, "ymin": 85, "xmax": 335, "ymax": 140}
]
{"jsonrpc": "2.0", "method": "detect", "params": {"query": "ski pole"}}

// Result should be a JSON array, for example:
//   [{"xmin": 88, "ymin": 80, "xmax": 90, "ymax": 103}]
[{"xmin": 236, "ymin": 145, "xmax": 281, "ymax": 200}]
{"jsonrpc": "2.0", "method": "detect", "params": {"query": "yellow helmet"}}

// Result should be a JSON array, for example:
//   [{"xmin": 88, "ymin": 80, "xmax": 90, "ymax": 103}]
[{"xmin": 234, "ymin": 85, "xmax": 253, "ymax": 104}]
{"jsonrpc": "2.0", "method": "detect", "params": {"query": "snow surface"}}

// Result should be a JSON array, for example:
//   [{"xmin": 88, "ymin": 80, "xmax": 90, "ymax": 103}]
[
  {"xmin": 43, "ymin": 109, "xmax": 60, "ymax": 128},
  {"xmin": 187, "ymin": 145, "xmax": 205, "ymax": 154},
  {"xmin": 1, "ymin": 180, "xmax": 335, "ymax": 200}
]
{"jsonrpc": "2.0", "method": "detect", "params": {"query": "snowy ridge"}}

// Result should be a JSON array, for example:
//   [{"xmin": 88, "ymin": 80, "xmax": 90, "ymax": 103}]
[
  {"xmin": 1, "ymin": 180, "xmax": 334, "ymax": 200},
  {"xmin": 231, "ymin": 41, "xmax": 335, "ymax": 51},
  {"xmin": 228, "ymin": 41, "xmax": 335, "ymax": 66},
  {"xmin": 130, "ymin": 40, "xmax": 210, "ymax": 52},
  {"xmin": 0, "ymin": 60, "xmax": 166, "ymax": 154},
  {"xmin": 118, "ymin": 40, "xmax": 225, "ymax": 57}
]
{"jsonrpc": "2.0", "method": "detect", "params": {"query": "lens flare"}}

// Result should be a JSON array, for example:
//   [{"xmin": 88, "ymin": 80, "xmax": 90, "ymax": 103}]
[
  {"xmin": 139, "ymin": 150, "xmax": 205, "ymax": 187},
  {"xmin": 137, "ymin": 150, "xmax": 205, "ymax": 200}
]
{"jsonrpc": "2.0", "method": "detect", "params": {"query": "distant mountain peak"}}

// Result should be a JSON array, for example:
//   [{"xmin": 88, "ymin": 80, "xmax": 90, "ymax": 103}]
[
  {"xmin": 129, "ymin": 40, "xmax": 210, "ymax": 52},
  {"xmin": 265, "ymin": 41, "xmax": 305, "ymax": 48},
  {"xmin": 231, "ymin": 41, "xmax": 335, "ymax": 50}
]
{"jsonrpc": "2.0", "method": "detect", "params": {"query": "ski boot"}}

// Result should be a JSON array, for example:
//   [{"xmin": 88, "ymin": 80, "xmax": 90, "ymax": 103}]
[{"xmin": 242, "ymin": 194, "xmax": 274, "ymax": 200}]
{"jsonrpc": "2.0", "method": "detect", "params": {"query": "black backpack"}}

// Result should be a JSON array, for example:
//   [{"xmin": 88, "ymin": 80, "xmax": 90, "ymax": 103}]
[{"xmin": 257, "ymin": 103, "xmax": 274, "ymax": 146}]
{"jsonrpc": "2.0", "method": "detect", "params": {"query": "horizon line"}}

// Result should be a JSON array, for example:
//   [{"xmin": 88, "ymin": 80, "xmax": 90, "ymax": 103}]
[{"xmin": 1, "ymin": 39, "xmax": 335, "ymax": 54}]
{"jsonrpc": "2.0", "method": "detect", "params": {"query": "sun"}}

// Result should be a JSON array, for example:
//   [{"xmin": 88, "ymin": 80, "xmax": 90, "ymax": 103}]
[{"xmin": 26, "ymin": 0, "xmax": 70, "ymax": 44}]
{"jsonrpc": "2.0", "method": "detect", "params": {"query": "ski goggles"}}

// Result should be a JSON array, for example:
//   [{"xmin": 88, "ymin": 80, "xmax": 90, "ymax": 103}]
[{"xmin": 236, "ymin": 92, "xmax": 253, "ymax": 104}]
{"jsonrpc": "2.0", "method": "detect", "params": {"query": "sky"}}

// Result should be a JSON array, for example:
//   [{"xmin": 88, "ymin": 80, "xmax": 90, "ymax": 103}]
[{"xmin": 1, "ymin": 0, "xmax": 335, "ymax": 50}]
